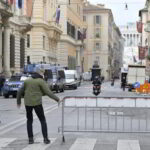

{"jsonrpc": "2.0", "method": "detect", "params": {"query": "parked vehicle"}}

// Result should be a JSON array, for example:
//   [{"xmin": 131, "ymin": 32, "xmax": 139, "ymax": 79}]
[
  {"xmin": 82, "ymin": 72, "xmax": 92, "ymax": 81},
  {"xmin": 48, "ymin": 68, "xmax": 65, "ymax": 93},
  {"xmin": 127, "ymin": 65, "xmax": 146, "ymax": 91},
  {"xmin": 3, "ymin": 74, "xmax": 30, "ymax": 98},
  {"xmin": 64, "ymin": 70, "xmax": 80, "ymax": 89},
  {"xmin": 24, "ymin": 64, "xmax": 65, "ymax": 93}
]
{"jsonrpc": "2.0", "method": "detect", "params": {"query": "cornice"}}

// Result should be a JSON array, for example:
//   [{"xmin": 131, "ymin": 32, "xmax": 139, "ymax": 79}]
[
  {"xmin": 31, "ymin": 22, "xmax": 62, "ymax": 33},
  {"xmin": 60, "ymin": 34, "xmax": 84, "ymax": 46}
]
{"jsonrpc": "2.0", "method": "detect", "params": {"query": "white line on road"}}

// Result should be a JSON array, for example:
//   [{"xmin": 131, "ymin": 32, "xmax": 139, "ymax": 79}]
[
  {"xmin": 117, "ymin": 140, "xmax": 140, "ymax": 150},
  {"xmin": 0, "ymin": 104, "xmax": 58, "ymax": 136},
  {"xmin": 22, "ymin": 138, "xmax": 56, "ymax": 150},
  {"xmin": 0, "ymin": 138, "xmax": 16, "ymax": 149},
  {"xmin": 0, "ymin": 104, "xmax": 7, "ymax": 107},
  {"xmin": 69, "ymin": 138, "xmax": 97, "ymax": 150}
]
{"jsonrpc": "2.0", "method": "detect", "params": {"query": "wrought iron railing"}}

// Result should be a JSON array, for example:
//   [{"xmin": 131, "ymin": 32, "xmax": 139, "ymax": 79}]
[{"xmin": 0, "ymin": 0, "xmax": 10, "ymax": 10}]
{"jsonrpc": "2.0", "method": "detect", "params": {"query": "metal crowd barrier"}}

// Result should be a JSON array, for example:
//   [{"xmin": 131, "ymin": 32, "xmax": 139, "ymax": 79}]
[{"xmin": 61, "ymin": 96, "xmax": 150, "ymax": 142}]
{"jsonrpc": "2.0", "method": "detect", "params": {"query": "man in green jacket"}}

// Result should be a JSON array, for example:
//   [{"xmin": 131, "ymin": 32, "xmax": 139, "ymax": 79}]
[{"xmin": 17, "ymin": 67, "xmax": 60, "ymax": 144}]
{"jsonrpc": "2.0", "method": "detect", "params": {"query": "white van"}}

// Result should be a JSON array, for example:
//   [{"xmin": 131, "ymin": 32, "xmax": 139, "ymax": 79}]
[{"xmin": 64, "ymin": 70, "xmax": 80, "ymax": 89}]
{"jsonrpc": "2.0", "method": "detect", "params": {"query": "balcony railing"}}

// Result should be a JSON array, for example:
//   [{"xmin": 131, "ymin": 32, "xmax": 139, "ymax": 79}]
[
  {"xmin": 0, "ymin": 0, "xmax": 10, "ymax": 10},
  {"xmin": 0, "ymin": 0, "xmax": 12, "ymax": 17}
]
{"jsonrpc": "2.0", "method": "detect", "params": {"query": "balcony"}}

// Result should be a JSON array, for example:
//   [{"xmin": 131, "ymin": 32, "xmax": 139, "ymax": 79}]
[
  {"xmin": 48, "ymin": 21, "xmax": 62, "ymax": 41},
  {"xmin": 0, "ymin": 0, "xmax": 13, "ymax": 17},
  {"xmin": 18, "ymin": 15, "xmax": 32, "ymax": 33}
]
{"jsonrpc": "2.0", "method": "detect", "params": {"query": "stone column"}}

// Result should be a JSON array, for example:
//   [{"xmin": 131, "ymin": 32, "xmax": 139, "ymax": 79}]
[
  {"xmin": 76, "ymin": 47, "xmax": 81, "ymax": 66},
  {"xmin": 4, "ymin": 25, "xmax": 11, "ymax": 77},
  {"xmin": 0, "ymin": 26, "xmax": 2, "ymax": 73},
  {"xmin": 76, "ymin": 46, "xmax": 81, "ymax": 74}
]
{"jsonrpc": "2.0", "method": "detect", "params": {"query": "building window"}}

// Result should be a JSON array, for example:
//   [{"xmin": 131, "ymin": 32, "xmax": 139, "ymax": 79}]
[
  {"xmin": 10, "ymin": 34, "xmax": 15, "ymax": 68},
  {"xmin": 95, "ymin": 42, "xmax": 101, "ymax": 50},
  {"xmin": 95, "ymin": 56, "xmax": 100, "ymax": 65},
  {"xmin": 43, "ymin": 36, "xmax": 45, "ymax": 49},
  {"xmin": 27, "ymin": 56, "xmax": 30, "ymax": 64},
  {"xmin": 43, "ymin": 56, "xmax": 45, "ymax": 63},
  {"xmin": 96, "ymin": 56, "xmax": 99, "ymax": 60},
  {"xmin": 20, "ymin": 38, "xmax": 25, "ymax": 68},
  {"xmin": 148, "ymin": 47, "xmax": 150, "ymax": 55},
  {"xmin": 83, "ymin": 16, "xmax": 86, "ymax": 22},
  {"xmin": 27, "ymin": 34, "xmax": 30, "ymax": 48},
  {"xmin": 77, "ymin": 5, "xmax": 80, "ymax": 15},
  {"xmin": 95, "ymin": 28, "xmax": 101, "ymax": 38},
  {"xmin": 94, "ymin": 60, "xmax": 98, "ymax": 66},
  {"xmin": 94, "ymin": 15, "xmax": 101, "ymax": 25},
  {"xmin": 67, "ymin": 22, "xmax": 76, "ymax": 39}
]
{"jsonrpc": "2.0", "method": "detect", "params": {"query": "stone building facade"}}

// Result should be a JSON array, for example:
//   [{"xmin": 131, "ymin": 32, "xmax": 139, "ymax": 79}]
[
  {"xmin": 26, "ymin": 0, "xmax": 62, "ymax": 65},
  {"xmin": 0, "ymin": 0, "xmax": 32, "ymax": 76},
  {"xmin": 57, "ymin": 0, "xmax": 85, "ymax": 73},
  {"xmin": 139, "ymin": 1, "xmax": 149, "ymax": 75},
  {"xmin": 83, "ymin": 2, "xmax": 123, "ymax": 80},
  {"xmin": 119, "ymin": 23, "xmax": 141, "ymax": 67},
  {"xmin": 112, "ymin": 25, "xmax": 124, "ymax": 78}
]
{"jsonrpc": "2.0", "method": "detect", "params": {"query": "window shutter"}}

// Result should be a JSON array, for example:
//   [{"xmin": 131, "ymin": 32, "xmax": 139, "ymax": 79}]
[
  {"xmin": 10, "ymin": 35, "xmax": 15, "ymax": 68},
  {"xmin": 20, "ymin": 38, "xmax": 25, "ymax": 68},
  {"xmin": 2, "ymin": 32, "xmax": 4, "ymax": 67},
  {"xmin": 99, "ymin": 15, "xmax": 101, "ymax": 25},
  {"xmin": 99, "ymin": 28, "xmax": 101, "ymax": 37},
  {"xmin": 99, "ymin": 43, "xmax": 101, "ymax": 50},
  {"xmin": 27, "ymin": 34, "xmax": 30, "ymax": 48},
  {"xmin": 94, "ymin": 16, "xmax": 96, "ymax": 25},
  {"xmin": 94, "ymin": 42, "xmax": 96, "ymax": 51}
]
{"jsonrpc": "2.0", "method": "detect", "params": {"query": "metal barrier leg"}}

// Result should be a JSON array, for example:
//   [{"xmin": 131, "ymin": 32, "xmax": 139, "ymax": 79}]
[
  {"xmin": 62, "ymin": 136, "xmax": 65, "ymax": 143},
  {"xmin": 62, "ymin": 100, "xmax": 65, "ymax": 143},
  {"xmin": 146, "ymin": 110, "xmax": 148, "ymax": 131}
]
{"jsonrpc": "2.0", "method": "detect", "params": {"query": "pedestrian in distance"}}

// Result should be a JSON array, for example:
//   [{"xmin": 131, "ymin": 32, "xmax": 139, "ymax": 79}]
[
  {"xmin": 122, "ymin": 76, "xmax": 126, "ymax": 91},
  {"xmin": 111, "ymin": 78, "xmax": 115, "ymax": 86},
  {"xmin": 17, "ymin": 67, "xmax": 60, "ymax": 144},
  {"xmin": 0, "ymin": 74, "xmax": 5, "ymax": 96}
]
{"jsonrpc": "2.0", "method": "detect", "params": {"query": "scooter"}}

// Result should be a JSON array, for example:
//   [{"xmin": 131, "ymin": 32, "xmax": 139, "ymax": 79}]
[
  {"xmin": 93, "ymin": 84, "xmax": 101, "ymax": 96},
  {"xmin": 111, "ymin": 79, "xmax": 114, "ymax": 86}
]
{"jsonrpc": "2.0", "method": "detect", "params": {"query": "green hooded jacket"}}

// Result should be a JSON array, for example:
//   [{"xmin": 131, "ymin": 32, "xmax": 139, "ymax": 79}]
[{"xmin": 17, "ymin": 78, "xmax": 60, "ymax": 106}]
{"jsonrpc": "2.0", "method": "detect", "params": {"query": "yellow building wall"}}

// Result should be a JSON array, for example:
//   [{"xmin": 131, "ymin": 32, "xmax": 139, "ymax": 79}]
[
  {"xmin": 67, "ymin": 8, "xmax": 84, "ymax": 27},
  {"xmin": 67, "ymin": 43, "xmax": 76, "ymax": 57}
]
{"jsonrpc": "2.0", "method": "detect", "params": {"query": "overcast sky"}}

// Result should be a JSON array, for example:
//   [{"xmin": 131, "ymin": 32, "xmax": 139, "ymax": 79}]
[{"xmin": 88, "ymin": 0, "xmax": 146, "ymax": 26}]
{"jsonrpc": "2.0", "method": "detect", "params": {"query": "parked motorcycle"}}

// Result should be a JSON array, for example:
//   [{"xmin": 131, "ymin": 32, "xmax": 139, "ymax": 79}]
[{"xmin": 93, "ymin": 84, "xmax": 101, "ymax": 96}]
